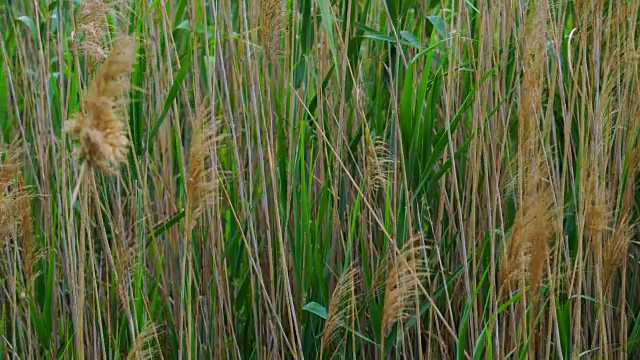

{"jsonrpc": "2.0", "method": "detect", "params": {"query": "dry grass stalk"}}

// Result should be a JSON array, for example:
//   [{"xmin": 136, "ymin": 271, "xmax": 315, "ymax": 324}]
[
  {"xmin": 18, "ymin": 187, "xmax": 34, "ymax": 281},
  {"xmin": 381, "ymin": 240, "xmax": 427, "ymax": 337},
  {"xmin": 321, "ymin": 266, "xmax": 358, "ymax": 351},
  {"xmin": 65, "ymin": 35, "xmax": 136, "ymax": 173},
  {"xmin": 127, "ymin": 323, "xmax": 161, "ymax": 360}
]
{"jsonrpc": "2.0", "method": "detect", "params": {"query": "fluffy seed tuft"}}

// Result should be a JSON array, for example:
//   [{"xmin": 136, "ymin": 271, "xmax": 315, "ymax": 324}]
[{"xmin": 65, "ymin": 35, "xmax": 136, "ymax": 173}]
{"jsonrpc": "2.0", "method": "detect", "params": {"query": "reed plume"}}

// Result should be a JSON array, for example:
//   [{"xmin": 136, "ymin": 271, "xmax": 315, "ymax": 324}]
[
  {"xmin": 0, "ymin": 141, "xmax": 24, "ymax": 246},
  {"xmin": 65, "ymin": 35, "xmax": 136, "ymax": 173},
  {"xmin": 259, "ymin": 0, "xmax": 285, "ymax": 61},
  {"xmin": 127, "ymin": 323, "xmax": 161, "ymax": 360},
  {"xmin": 603, "ymin": 216, "xmax": 633, "ymax": 293},
  {"xmin": 364, "ymin": 133, "xmax": 392, "ymax": 193},
  {"xmin": 381, "ymin": 240, "xmax": 427, "ymax": 337},
  {"xmin": 0, "ymin": 140, "xmax": 21, "ymax": 190},
  {"xmin": 186, "ymin": 111, "xmax": 222, "ymax": 225},
  {"xmin": 321, "ymin": 266, "xmax": 358, "ymax": 351},
  {"xmin": 77, "ymin": 0, "xmax": 129, "ymax": 60},
  {"xmin": 499, "ymin": 184, "xmax": 552, "ymax": 292}
]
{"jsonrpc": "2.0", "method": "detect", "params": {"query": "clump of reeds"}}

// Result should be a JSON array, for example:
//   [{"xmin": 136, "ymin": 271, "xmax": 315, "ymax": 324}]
[
  {"xmin": 65, "ymin": 35, "xmax": 136, "ymax": 173},
  {"xmin": 321, "ymin": 266, "xmax": 358, "ymax": 352}
]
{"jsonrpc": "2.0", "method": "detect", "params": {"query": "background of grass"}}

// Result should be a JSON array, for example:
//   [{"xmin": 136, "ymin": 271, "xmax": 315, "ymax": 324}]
[{"xmin": 2, "ymin": 0, "xmax": 640, "ymax": 358}]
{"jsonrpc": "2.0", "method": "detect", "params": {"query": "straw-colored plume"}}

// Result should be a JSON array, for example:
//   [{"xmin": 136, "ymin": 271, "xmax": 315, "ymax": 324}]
[
  {"xmin": 584, "ymin": 176, "xmax": 609, "ymax": 238},
  {"xmin": 321, "ymin": 266, "xmax": 358, "ymax": 351},
  {"xmin": 603, "ymin": 216, "xmax": 633, "ymax": 292},
  {"xmin": 127, "ymin": 323, "xmax": 161, "ymax": 360},
  {"xmin": 365, "ymin": 134, "xmax": 393, "ymax": 193},
  {"xmin": 65, "ymin": 36, "xmax": 136, "ymax": 173},
  {"xmin": 0, "ymin": 140, "xmax": 21, "ymax": 190},
  {"xmin": 116, "ymin": 231, "xmax": 137, "ymax": 308},
  {"xmin": 0, "ymin": 141, "xmax": 24, "ymax": 247},
  {"xmin": 500, "ymin": 189, "xmax": 552, "ymax": 291},
  {"xmin": 382, "ymin": 240, "xmax": 427, "ymax": 336},
  {"xmin": 77, "ymin": 0, "xmax": 129, "ymax": 60},
  {"xmin": 186, "ymin": 111, "xmax": 222, "ymax": 226},
  {"xmin": 259, "ymin": 0, "xmax": 285, "ymax": 61}
]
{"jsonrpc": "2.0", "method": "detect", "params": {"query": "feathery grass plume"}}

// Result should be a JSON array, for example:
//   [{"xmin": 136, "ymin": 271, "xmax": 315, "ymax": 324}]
[
  {"xmin": 364, "ymin": 133, "xmax": 393, "ymax": 193},
  {"xmin": 518, "ymin": 0, "xmax": 547, "ymax": 152},
  {"xmin": 65, "ymin": 35, "xmax": 136, "ymax": 173},
  {"xmin": 186, "ymin": 111, "xmax": 222, "ymax": 226},
  {"xmin": 321, "ymin": 266, "xmax": 358, "ymax": 351},
  {"xmin": 259, "ymin": 0, "xmax": 285, "ymax": 61},
  {"xmin": 0, "ymin": 141, "xmax": 23, "ymax": 247},
  {"xmin": 382, "ymin": 240, "xmax": 427, "ymax": 337},
  {"xmin": 584, "ymin": 175, "xmax": 609, "ymax": 239},
  {"xmin": 603, "ymin": 217, "xmax": 633, "ymax": 293},
  {"xmin": 499, "ymin": 188, "xmax": 552, "ymax": 291},
  {"xmin": 0, "ymin": 140, "xmax": 21, "ymax": 190},
  {"xmin": 0, "ymin": 194, "xmax": 16, "ymax": 246},
  {"xmin": 77, "ymin": 0, "xmax": 129, "ymax": 60},
  {"xmin": 115, "ymin": 231, "xmax": 137, "ymax": 309},
  {"xmin": 127, "ymin": 323, "xmax": 161, "ymax": 360}
]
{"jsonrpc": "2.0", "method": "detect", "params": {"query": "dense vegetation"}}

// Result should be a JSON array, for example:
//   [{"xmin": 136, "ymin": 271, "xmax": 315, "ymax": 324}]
[{"xmin": 2, "ymin": 0, "xmax": 640, "ymax": 358}]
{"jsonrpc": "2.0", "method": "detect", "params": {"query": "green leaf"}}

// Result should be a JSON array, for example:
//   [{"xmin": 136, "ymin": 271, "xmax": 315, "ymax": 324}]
[
  {"xmin": 302, "ymin": 301, "xmax": 327, "ymax": 319},
  {"xmin": 16, "ymin": 16, "xmax": 36, "ymax": 38},
  {"xmin": 318, "ymin": 0, "xmax": 338, "ymax": 70}
]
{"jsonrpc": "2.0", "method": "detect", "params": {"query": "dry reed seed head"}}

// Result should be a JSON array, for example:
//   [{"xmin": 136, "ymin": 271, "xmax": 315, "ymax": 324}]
[
  {"xmin": 382, "ymin": 240, "xmax": 428, "ymax": 337},
  {"xmin": 364, "ymin": 135, "xmax": 392, "ymax": 193},
  {"xmin": 0, "ymin": 195, "xmax": 15, "ymax": 246},
  {"xmin": 186, "ymin": 115, "xmax": 223, "ymax": 224},
  {"xmin": 603, "ymin": 217, "xmax": 633, "ymax": 292},
  {"xmin": 518, "ymin": 0, "xmax": 548, "ymax": 155},
  {"xmin": 116, "ymin": 234, "xmax": 137, "ymax": 308},
  {"xmin": 584, "ymin": 175, "xmax": 610, "ymax": 238},
  {"xmin": 78, "ymin": 0, "xmax": 131, "ymax": 60},
  {"xmin": 321, "ymin": 266, "xmax": 359, "ymax": 350},
  {"xmin": 127, "ymin": 323, "xmax": 161, "ymax": 360},
  {"xmin": 259, "ymin": 0, "xmax": 285, "ymax": 60},
  {"xmin": 0, "ymin": 140, "xmax": 23, "ymax": 190},
  {"xmin": 65, "ymin": 35, "xmax": 136, "ymax": 173},
  {"xmin": 499, "ymin": 190, "xmax": 553, "ymax": 291}
]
